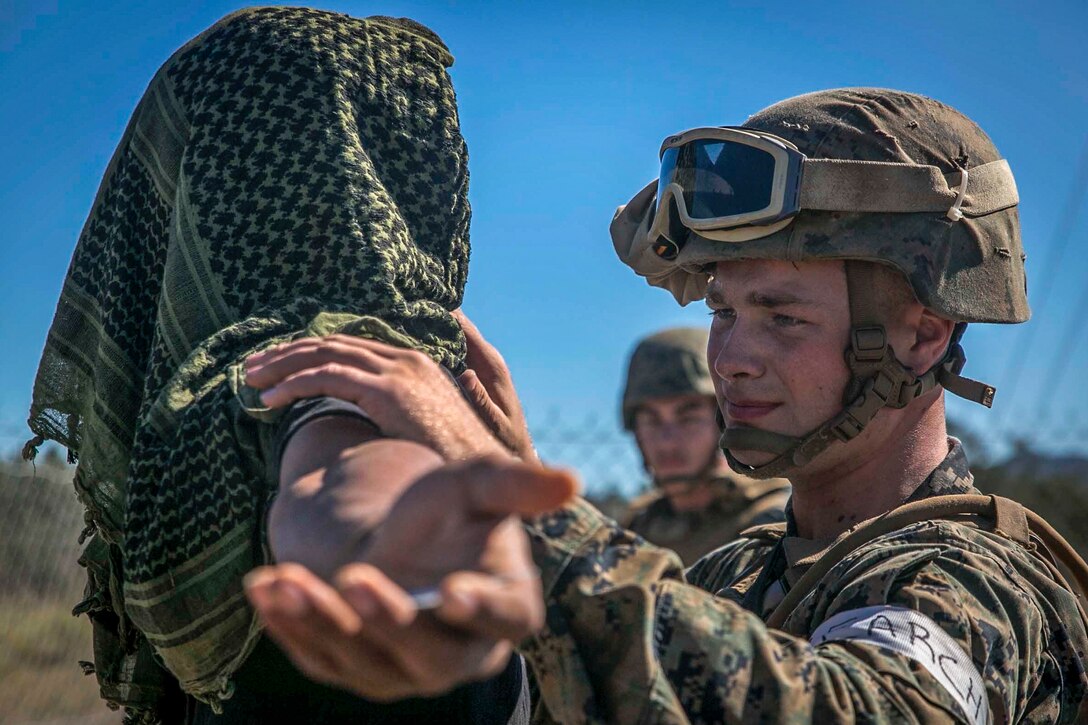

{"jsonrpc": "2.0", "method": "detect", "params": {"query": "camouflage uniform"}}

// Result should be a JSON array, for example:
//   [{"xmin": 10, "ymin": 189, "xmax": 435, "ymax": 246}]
[
  {"xmin": 624, "ymin": 476, "xmax": 790, "ymax": 566},
  {"xmin": 520, "ymin": 89, "xmax": 1088, "ymax": 722},
  {"xmin": 523, "ymin": 440, "xmax": 1088, "ymax": 723}
]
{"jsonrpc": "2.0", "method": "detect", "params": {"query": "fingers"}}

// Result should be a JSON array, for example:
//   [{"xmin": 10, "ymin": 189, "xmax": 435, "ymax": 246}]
[
  {"xmin": 457, "ymin": 369, "xmax": 514, "ymax": 433},
  {"xmin": 450, "ymin": 317, "xmax": 532, "ymax": 459},
  {"xmin": 246, "ymin": 335, "xmax": 419, "ymax": 387},
  {"xmin": 246, "ymin": 564, "xmax": 361, "ymax": 635},
  {"xmin": 256, "ymin": 364, "xmax": 378, "ymax": 408},
  {"xmin": 245, "ymin": 565, "xmax": 361, "ymax": 683},
  {"xmin": 458, "ymin": 370, "xmax": 509, "ymax": 437},
  {"xmin": 457, "ymin": 369, "xmax": 487, "ymax": 410},
  {"xmin": 452, "ymin": 308, "xmax": 484, "ymax": 348},
  {"xmin": 338, "ymin": 598, "xmax": 513, "ymax": 695},
  {"xmin": 457, "ymin": 368, "xmax": 485, "ymax": 404},
  {"xmin": 332, "ymin": 563, "xmax": 514, "ymax": 694},
  {"xmin": 245, "ymin": 339, "xmax": 385, "ymax": 390},
  {"xmin": 435, "ymin": 570, "xmax": 544, "ymax": 640},
  {"xmin": 245, "ymin": 335, "xmax": 459, "ymax": 413},
  {"xmin": 441, "ymin": 458, "xmax": 578, "ymax": 516},
  {"xmin": 452, "ymin": 309, "xmax": 506, "ymax": 376},
  {"xmin": 335, "ymin": 563, "xmax": 418, "ymax": 627},
  {"xmin": 246, "ymin": 564, "xmax": 524, "ymax": 699},
  {"xmin": 246, "ymin": 564, "xmax": 419, "ymax": 699}
]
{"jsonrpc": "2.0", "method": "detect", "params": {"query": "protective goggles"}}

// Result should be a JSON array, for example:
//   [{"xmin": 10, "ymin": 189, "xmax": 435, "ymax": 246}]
[{"xmin": 649, "ymin": 126, "xmax": 1020, "ymax": 259}]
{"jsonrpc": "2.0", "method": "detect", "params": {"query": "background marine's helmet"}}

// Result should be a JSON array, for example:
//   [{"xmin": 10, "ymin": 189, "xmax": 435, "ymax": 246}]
[{"xmin": 621, "ymin": 327, "xmax": 715, "ymax": 430}]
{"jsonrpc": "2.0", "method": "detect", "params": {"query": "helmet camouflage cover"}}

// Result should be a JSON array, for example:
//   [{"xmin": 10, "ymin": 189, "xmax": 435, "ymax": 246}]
[
  {"xmin": 622, "ymin": 327, "xmax": 715, "ymax": 429},
  {"xmin": 613, "ymin": 87, "xmax": 1029, "ymax": 324}
]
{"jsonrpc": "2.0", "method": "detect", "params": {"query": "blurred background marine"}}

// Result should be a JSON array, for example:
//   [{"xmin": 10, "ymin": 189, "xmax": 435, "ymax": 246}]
[{"xmin": 620, "ymin": 327, "xmax": 789, "ymax": 564}]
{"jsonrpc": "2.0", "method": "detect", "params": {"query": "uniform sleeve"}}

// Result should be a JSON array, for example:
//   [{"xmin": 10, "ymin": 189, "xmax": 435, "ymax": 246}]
[{"xmin": 522, "ymin": 505, "xmax": 1085, "ymax": 724}]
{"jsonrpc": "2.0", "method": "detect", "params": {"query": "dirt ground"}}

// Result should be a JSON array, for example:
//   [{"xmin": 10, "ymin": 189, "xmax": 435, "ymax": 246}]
[{"xmin": 0, "ymin": 600, "xmax": 119, "ymax": 725}]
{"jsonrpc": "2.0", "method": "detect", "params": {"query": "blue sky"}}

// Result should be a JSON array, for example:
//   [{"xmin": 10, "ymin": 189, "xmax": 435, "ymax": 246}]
[{"xmin": 1, "ymin": 1, "xmax": 1086, "ymax": 488}]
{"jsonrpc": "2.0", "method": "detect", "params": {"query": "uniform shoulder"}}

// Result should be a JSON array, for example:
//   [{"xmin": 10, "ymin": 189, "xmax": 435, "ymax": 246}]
[
  {"xmin": 833, "ymin": 515, "xmax": 1081, "ymax": 612},
  {"xmin": 623, "ymin": 490, "xmax": 667, "ymax": 527},
  {"xmin": 686, "ymin": 527, "xmax": 781, "ymax": 592}
]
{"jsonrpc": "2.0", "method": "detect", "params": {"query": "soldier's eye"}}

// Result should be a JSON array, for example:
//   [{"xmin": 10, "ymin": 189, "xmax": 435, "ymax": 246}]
[{"xmin": 773, "ymin": 314, "xmax": 805, "ymax": 327}]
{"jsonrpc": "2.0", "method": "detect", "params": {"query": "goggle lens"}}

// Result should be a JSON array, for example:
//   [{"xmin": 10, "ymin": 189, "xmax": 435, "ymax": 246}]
[{"xmin": 660, "ymin": 140, "xmax": 778, "ymax": 222}]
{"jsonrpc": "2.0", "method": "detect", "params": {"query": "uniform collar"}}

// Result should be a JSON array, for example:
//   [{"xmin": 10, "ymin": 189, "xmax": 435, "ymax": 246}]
[{"xmin": 753, "ymin": 438, "xmax": 978, "ymax": 616}]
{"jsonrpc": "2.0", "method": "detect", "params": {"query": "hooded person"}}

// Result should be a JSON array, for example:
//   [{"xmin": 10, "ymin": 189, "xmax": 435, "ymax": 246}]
[{"xmin": 24, "ymin": 7, "xmax": 529, "ymax": 723}]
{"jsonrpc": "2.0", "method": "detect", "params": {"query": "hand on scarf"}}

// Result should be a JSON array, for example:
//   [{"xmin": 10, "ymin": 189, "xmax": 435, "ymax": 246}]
[
  {"xmin": 451, "ymin": 309, "xmax": 537, "ymax": 462},
  {"xmin": 246, "ymin": 457, "xmax": 577, "ymax": 701},
  {"xmin": 246, "ymin": 334, "xmax": 508, "ymax": 461}
]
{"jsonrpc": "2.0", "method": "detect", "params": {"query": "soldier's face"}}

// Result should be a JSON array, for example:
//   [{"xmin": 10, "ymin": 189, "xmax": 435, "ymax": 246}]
[
  {"xmin": 632, "ymin": 395, "xmax": 722, "ymax": 480},
  {"xmin": 705, "ymin": 259, "xmax": 851, "ymax": 467}
]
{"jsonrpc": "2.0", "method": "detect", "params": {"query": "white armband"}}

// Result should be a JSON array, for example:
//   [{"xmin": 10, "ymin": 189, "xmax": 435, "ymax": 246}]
[{"xmin": 810, "ymin": 605, "xmax": 989, "ymax": 725}]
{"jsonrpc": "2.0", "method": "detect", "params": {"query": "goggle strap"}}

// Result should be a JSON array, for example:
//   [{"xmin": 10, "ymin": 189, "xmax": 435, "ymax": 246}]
[{"xmin": 800, "ymin": 158, "xmax": 1018, "ymax": 217}]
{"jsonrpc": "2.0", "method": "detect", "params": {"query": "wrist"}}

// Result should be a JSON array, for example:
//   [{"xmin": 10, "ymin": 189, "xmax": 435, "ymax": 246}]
[
  {"xmin": 436, "ymin": 433, "xmax": 511, "ymax": 461},
  {"xmin": 268, "ymin": 493, "xmax": 375, "ymax": 579}
]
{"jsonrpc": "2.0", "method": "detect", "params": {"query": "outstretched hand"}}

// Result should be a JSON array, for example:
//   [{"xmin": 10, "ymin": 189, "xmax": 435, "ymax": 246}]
[{"xmin": 246, "ymin": 457, "xmax": 578, "ymax": 701}]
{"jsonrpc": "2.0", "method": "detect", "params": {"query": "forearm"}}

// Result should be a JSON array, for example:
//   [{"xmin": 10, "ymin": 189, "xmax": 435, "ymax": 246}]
[{"xmin": 268, "ymin": 416, "xmax": 443, "ymax": 580}]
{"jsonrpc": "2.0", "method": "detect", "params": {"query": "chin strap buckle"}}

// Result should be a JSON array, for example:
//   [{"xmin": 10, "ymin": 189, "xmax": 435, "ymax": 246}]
[
  {"xmin": 850, "ymin": 325, "xmax": 887, "ymax": 363},
  {"xmin": 829, "ymin": 410, "xmax": 865, "ymax": 442}
]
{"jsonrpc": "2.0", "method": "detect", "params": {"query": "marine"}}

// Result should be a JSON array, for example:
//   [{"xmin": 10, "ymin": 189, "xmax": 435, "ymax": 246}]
[
  {"xmin": 620, "ymin": 327, "xmax": 789, "ymax": 565},
  {"xmin": 238, "ymin": 87, "xmax": 1088, "ymax": 724}
]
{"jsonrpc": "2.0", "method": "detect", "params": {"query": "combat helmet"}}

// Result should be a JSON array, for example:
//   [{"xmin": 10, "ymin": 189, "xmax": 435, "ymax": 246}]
[
  {"xmin": 621, "ymin": 327, "xmax": 715, "ymax": 430},
  {"xmin": 612, "ymin": 88, "xmax": 1026, "ymax": 478}
]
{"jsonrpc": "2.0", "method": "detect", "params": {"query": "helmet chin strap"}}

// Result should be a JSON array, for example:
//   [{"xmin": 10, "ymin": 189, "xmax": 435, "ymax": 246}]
[{"xmin": 719, "ymin": 261, "xmax": 997, "ymax": 480}]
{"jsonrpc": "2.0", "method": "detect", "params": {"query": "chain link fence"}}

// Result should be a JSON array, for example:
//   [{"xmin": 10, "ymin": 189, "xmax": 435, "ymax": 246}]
[
  {"xmin": 2, "ymin": 414, "xmax": 1087, "ymax": 723},
  {"xmin": 0, "ymin": 415, "xmax": 650, "ymax": 725},
  {"xmin": 0, "ymin": 449, "xmax": 114, "ymax": 725}
]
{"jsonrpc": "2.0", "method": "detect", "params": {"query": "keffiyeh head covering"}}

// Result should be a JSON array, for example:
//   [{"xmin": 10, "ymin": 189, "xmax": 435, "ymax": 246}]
[{"xmin": 26, "ymin": 6, "xmax": 471, "ymax": 717}]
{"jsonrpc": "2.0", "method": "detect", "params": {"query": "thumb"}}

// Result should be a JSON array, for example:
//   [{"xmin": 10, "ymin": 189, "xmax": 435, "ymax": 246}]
[
  {"xmin": 445, "ymin": 457, "xmax": 578, "ymax": 517},
  {"xmin": 458, "ymin": 370, "xmax": 508, "ymax": 436},
  {"xmin": 457, "ymin": 369, "xmax": 490, "ymax": 409},
  {"xmin": 453, "ymin": 311, "xmax": 501, "ymax": 373}
]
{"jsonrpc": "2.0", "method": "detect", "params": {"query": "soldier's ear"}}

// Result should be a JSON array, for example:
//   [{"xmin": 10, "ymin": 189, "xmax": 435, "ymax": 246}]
[{"xmin": 905, "ymin": 309, "xmax": 956, "ymax": 373}]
